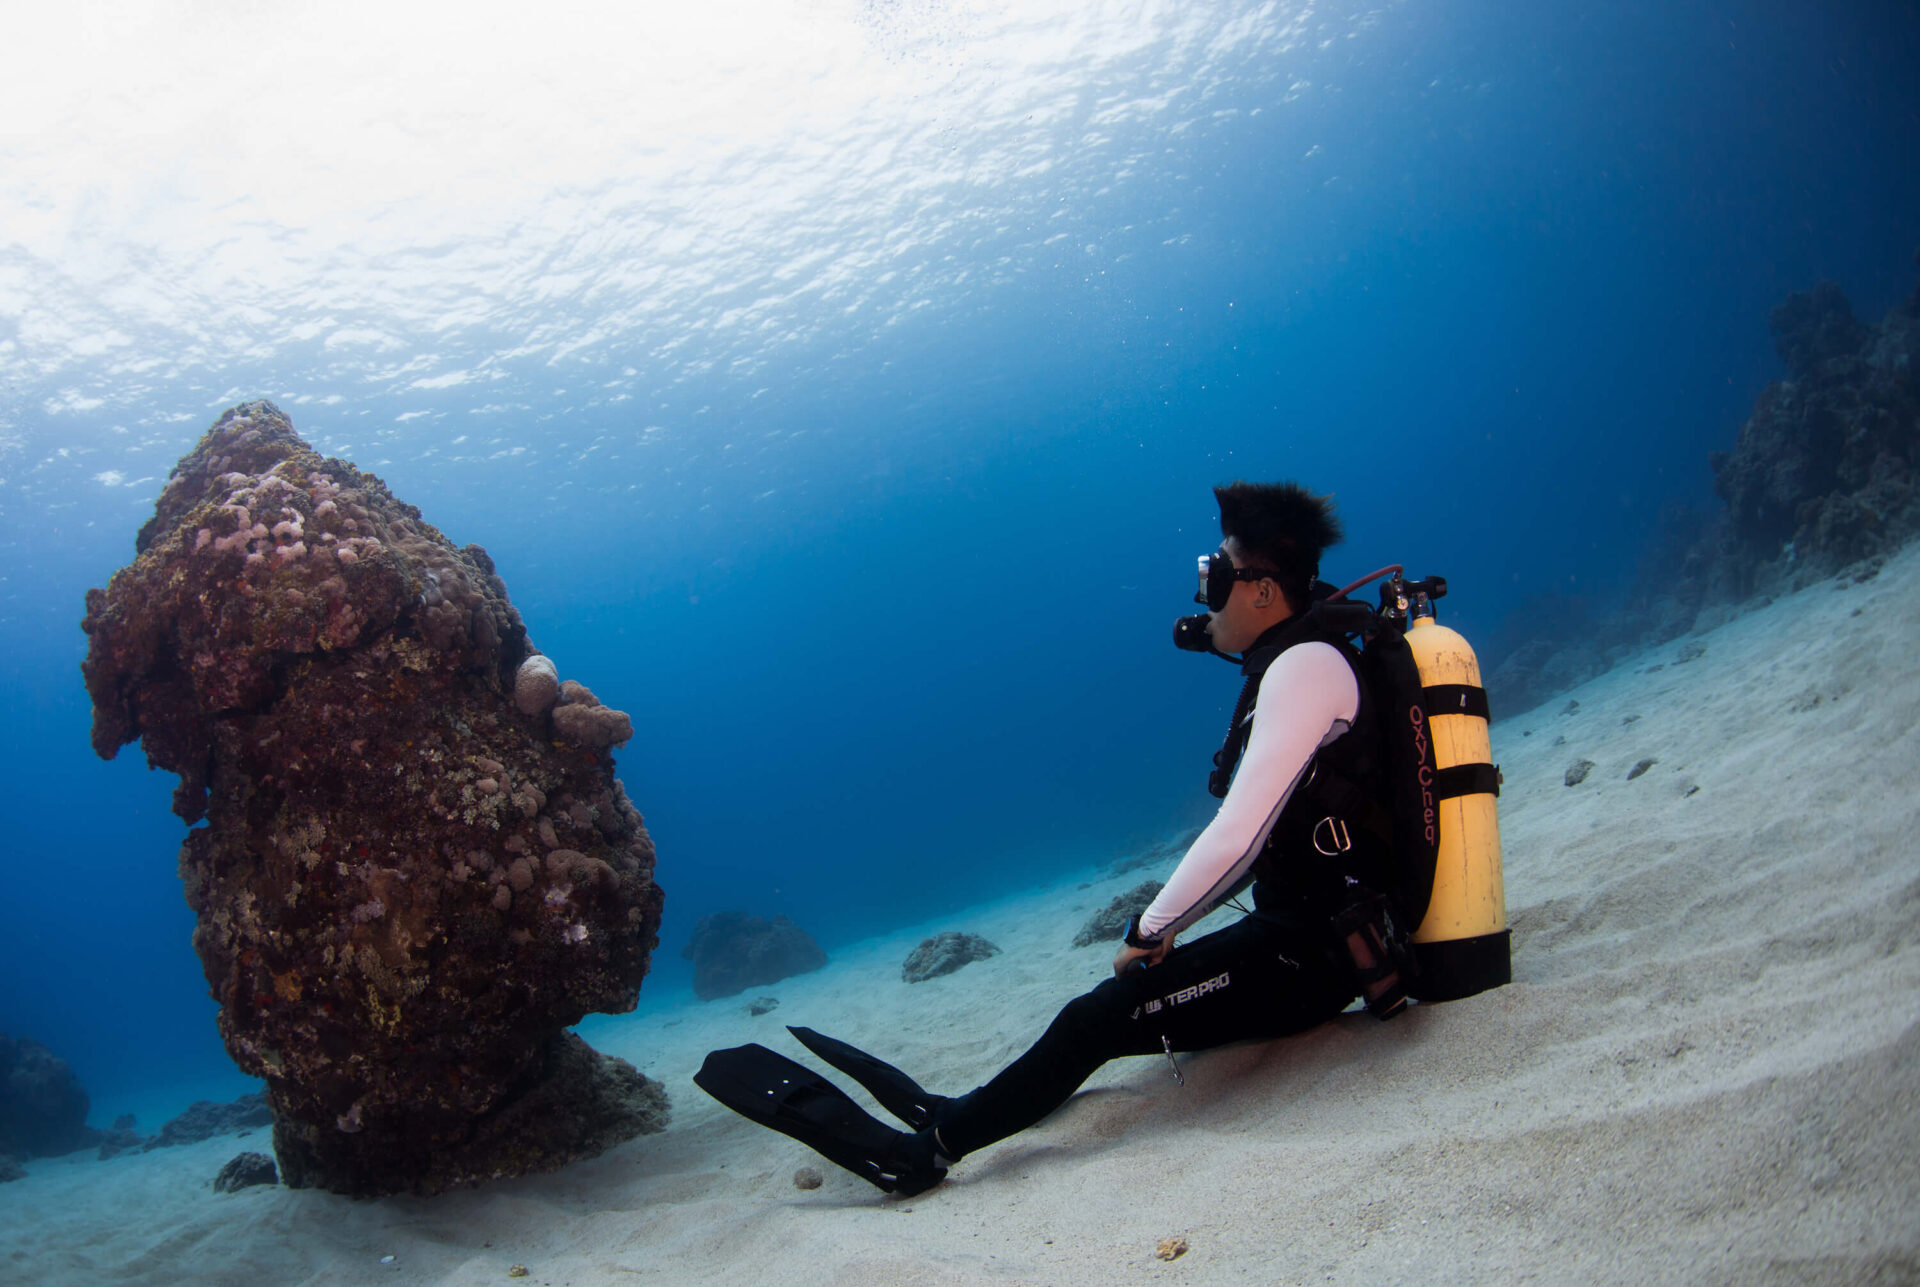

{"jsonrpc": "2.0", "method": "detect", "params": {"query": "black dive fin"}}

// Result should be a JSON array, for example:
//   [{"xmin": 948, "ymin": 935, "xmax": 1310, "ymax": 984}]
[
  {"xmin": 694, "ymin": 1044, "xmax": 947, "ymax": 1196},
  {"xmin": 786, "ymin": 1026, "xmax": 949, "ymax": 1131}
]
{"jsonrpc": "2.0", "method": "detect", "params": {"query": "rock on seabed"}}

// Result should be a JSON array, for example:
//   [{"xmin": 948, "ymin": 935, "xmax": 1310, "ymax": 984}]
[{"xmin": 901, "ymin": 931, "xmax": 1001, "ymax": 983}]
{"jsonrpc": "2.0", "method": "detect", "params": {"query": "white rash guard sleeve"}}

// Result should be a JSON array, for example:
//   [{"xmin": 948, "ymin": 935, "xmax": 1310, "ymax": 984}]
[{"xmin": 1136, "ymin": 640, "xmax": 1361, "ymax": 943}]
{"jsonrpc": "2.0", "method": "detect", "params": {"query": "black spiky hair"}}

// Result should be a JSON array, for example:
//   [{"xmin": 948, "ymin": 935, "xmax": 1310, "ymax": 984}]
[{"xmin": 1214, "ymin": 480, "xmax": 1343, "ymax": 608}]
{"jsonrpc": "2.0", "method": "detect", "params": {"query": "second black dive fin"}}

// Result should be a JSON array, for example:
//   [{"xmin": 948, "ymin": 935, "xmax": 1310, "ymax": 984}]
[
  {"xmin": 694, "ymin": 1043, "xmax": 947, "ymax": 1196},
  {"xmin": 787, "ymin": 1026, "xmax": 949, "ymax": 1131}
]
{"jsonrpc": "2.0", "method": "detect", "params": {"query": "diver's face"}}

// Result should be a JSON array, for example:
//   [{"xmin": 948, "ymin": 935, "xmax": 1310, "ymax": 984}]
[{"xmin": 1206, "ymin": 537, "xmax": 1289, "ymax": 653}]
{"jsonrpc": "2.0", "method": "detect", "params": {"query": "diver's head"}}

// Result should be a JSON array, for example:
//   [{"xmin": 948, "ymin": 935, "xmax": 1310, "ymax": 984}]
[{"xmin": 1200, "ymin": 481, "xmax": 1343, "ymax": 653}]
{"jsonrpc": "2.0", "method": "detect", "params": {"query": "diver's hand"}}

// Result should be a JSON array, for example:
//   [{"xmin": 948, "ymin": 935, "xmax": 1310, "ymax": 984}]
[{"xmin": 1112, "ymin": 937, "xmax": 1174, "ymax": 977}]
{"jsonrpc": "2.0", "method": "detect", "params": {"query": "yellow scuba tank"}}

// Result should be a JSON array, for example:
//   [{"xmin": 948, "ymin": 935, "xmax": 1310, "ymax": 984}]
[{"xmin": 1403, "ymin": 609, "xmax": 1510, "ymax": 1001}]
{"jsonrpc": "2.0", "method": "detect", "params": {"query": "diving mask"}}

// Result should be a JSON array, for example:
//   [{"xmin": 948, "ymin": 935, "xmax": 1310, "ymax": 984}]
[{"xmin": 1195, "ymin": 548, "xmax": 1280, "ymax": 612}]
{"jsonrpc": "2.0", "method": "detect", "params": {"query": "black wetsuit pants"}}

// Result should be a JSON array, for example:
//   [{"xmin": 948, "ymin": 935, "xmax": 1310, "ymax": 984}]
[{"xmin": 935, "ymin": 911, "xmax": 1356, "ymax": 1158}]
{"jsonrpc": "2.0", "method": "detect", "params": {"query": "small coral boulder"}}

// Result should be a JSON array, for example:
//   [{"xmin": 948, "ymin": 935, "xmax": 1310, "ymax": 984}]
[
  {"xmin": 901, "ymin": 932, "xmax": 1001, "ymax": 983},
  {"xmin": 213, "ymin": 1151, "xmax": 279, "ymax": 1193},
  {"xmin": 682, "ymin": 913, "xmax": 827, "ymax": 1001},
  {"xmin": 1074, "ymin": 882, "xmax": 1165, "ymax": 948},
  {"xmin": 0, "ymin": 1035, "xmax": 95, "ymax": 1161}
]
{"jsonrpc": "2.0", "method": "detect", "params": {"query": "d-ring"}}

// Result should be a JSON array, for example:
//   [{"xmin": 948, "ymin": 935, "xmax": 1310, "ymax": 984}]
[{"xmin": 1312, "ymin": 816, "xmax": 1352, "ymax": 856}]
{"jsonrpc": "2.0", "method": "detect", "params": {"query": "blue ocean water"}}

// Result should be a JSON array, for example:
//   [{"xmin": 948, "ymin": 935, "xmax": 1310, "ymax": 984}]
[{"xmin": 1, "ymin": 0, "xmax": 1915, "ymax": 1125}]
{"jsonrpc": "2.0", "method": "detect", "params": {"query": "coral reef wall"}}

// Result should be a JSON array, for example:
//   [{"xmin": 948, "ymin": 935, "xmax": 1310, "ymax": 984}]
[
  {"xmin": 1711, "ymin": 275, "xmax": 1920, "ymax": 590},
  {"xmin": 1486, "ymin": 262, "xmax": 1920, "ymax": 717},
  {"xmin": 81, "ymin": 402, "xmax": 667, "ymax": 1196}
]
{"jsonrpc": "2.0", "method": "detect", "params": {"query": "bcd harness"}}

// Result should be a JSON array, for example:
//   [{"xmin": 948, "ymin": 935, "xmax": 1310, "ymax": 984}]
[{"xmin": 1209, "ymin": 581, "xmax": 1501, "ymax": 1019}]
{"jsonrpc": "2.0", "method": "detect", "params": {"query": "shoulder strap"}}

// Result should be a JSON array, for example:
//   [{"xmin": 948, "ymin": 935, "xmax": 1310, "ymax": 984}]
[
  {"xmin": 1208, "ymin": 672, "xmax": 1263, "ymax": 799},
  {"xmin": 1206, "ymin": 602, "xmax": 1365, "ymax": 800}
]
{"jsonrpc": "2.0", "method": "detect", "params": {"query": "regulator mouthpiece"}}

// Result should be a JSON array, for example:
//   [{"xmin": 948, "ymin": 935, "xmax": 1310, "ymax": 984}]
[{"xmin": 1172, "ymin": 613, "xmax": 1214, "ymax": 653}]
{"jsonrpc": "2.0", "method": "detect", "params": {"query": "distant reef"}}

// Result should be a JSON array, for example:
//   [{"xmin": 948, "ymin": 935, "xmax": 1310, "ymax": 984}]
[
  {"xmin": 1486, "ymin": 258, "xmax": 1920, "ymax": 717},
  {"xmin": 81, "ymin": 402, "xmax": 668, "ymax": 1196},
  {"xmin": 0, "ymin": 1034, "xmax": 97, "ymax": 1171}
]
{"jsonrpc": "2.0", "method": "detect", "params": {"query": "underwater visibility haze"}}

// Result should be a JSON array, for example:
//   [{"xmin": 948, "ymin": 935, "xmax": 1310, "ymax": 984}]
[{"xmin": 2, "ymin": 0, "xmax": 1917, "ymax": 1123}]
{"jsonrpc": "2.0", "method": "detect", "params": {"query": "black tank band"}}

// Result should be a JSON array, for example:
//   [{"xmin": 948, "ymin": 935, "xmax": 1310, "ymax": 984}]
[
  {"xmin": 1434, "ymin": 762, "xmax": 1501, "ymax": 799},
  {"xmin": 1422, "ymin": 683, "xmax": 1490, "ymax": 721}
]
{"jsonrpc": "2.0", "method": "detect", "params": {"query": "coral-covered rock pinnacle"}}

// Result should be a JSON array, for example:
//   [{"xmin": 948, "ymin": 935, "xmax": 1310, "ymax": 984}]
[{"xmin": 81, "ymin": 402, "xmax": 667, "ymax": 1195}]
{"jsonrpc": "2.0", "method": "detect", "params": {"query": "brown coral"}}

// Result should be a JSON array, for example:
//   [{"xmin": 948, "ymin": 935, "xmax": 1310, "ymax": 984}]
[
  {"xmin": 552, "ymin": 701, "xmax": 635, "ymax": 749},
  {"xmin": 80, "ymin": 401, "xmax": 667, "ymax": 1196}
]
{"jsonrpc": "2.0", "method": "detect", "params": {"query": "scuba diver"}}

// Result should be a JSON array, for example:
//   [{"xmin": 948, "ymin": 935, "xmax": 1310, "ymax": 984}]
[{"xmin": 697, "ymin": 480, "xmax": 1507, "ymax": 1196}]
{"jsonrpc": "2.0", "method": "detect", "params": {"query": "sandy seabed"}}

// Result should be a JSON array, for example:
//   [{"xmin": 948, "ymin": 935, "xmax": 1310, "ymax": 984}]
[{"xmin": 6, "ymin": 547, "xmax": 1919, "ymax": 1287}]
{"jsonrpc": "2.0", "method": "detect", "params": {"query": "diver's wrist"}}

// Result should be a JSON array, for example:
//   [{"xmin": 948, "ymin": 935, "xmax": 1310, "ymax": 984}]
[{"xmin": 1123, "ymin": 915, "xmax": 1162, "ymax": 950}]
